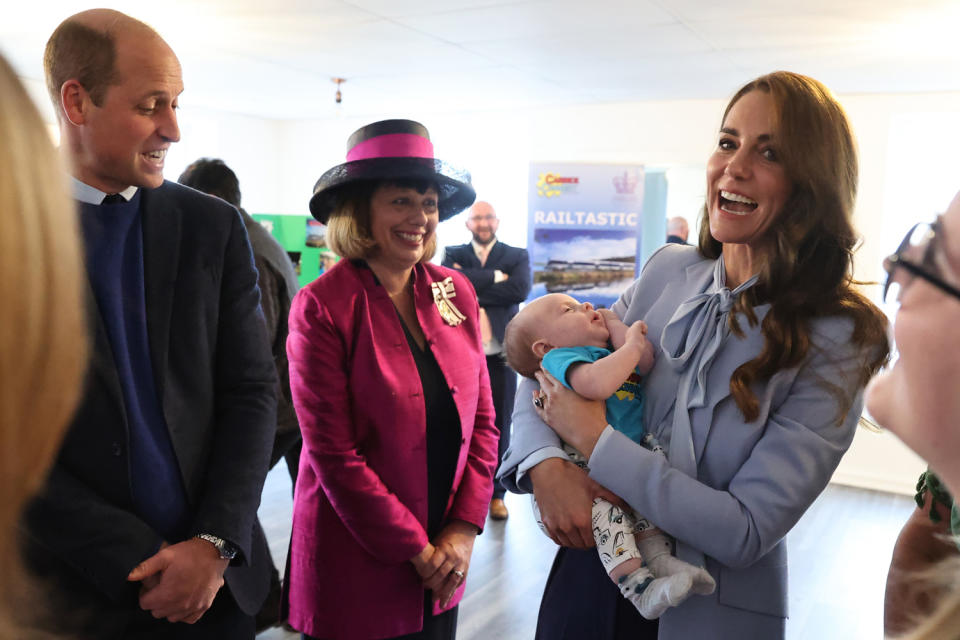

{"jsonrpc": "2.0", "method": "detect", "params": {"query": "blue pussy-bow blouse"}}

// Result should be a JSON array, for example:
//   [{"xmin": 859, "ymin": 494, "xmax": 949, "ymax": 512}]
[{"xmin": 659, "ymin": 255, "xmax": 758, "ymax": 566}]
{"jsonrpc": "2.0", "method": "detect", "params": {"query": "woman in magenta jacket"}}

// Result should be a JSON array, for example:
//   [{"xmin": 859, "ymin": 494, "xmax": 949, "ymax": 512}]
[{"xmin": 285, "ymin": 119, "xmax": 499, "ymax": 640}]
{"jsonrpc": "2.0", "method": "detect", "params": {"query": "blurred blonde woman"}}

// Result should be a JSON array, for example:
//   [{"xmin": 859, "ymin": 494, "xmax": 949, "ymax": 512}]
[
  {"xmin": 867, "ymin": 189, "xmax": 960, "ymax": 640},
  {"xmin": 0, "ymin": 54, "xmax": 87, "ymax": 633}
]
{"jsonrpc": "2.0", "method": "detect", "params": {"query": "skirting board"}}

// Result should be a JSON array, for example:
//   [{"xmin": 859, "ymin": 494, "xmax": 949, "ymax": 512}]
[{"xmin": 829, "ymin": 424, "xmax": 927, "ymax": 496}]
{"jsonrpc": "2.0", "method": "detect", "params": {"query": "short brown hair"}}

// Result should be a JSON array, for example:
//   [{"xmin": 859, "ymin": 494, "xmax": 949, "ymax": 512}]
[
  {"xmin": 325, "ymin": 179, "xmax": 438, "ymax": 263},
  {"xmin": 179, "ymin": 158, "xmax": 242, "ymax": 207},
  {"xmin": 503, "ymin": 311, "xmax": 541, "ymax": 379},
  {"xmin": 44, "ymin": 19, "xmax": 119, "ymax": 111}
]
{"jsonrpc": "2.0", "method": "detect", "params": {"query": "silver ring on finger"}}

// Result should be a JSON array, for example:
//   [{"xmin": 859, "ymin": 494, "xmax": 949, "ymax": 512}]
[{"xmin": 452, "ymin": 569, "xmax": 465, "ymax": 580}]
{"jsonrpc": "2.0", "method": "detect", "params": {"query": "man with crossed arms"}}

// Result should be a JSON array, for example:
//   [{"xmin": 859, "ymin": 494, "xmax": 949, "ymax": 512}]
[{"xmin": 443, "ymin": 201, "xmax": 531, "ymax": 520}]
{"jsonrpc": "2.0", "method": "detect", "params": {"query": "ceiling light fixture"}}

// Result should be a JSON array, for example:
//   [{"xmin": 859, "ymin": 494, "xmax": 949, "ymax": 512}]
[{"xmin": 332, "ymin": 77, "xmax": 346, "ymax": 104}]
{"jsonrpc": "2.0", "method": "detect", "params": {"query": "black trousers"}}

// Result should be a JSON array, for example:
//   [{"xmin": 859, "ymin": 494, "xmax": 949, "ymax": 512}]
[
  {"xmin": 487, "ymin": 353, "xmax": 516, "ymax": 500},
  {"xmin": 27, "ymin": 559, "xmax": 254, "ymax": 640},
  {"xmin": 124, "ymin": 587, "xmax": 254, "ymax": 639},
  {"xmin": 536, "ymin": 546, "xmax": 659, "ymax": 640}
]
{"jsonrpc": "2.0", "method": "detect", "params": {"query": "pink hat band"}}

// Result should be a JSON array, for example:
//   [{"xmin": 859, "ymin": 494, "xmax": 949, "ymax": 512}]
[{"xmin": 346, "ymin": 133, "xmax": 435, "ymax": 162}]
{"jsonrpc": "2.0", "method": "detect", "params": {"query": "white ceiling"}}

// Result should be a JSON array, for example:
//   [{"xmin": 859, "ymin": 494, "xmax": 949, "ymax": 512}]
[{"xmin": 2, "ymin": 0, "xmax": 959, "ymax": 121}]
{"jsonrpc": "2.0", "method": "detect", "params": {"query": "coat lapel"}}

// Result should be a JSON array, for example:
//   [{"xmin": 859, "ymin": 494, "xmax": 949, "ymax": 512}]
[
  {"xmin": 484, "ymin": 241, "xmax": 505, "ymax": 269},
  {"xmin": 140, "ymin": 185, "xmax": 181, "ymax": 401},
  {"xmin": 459, "ymin": 244, "xmax": 481, "ymax": 269},
  {"xmin": 85, "ymin": 285, "xmax": 127, "ymax": 416},
  {"xmin": 645, "ymin": 259, "xmax": 715, "ymax": 435}
]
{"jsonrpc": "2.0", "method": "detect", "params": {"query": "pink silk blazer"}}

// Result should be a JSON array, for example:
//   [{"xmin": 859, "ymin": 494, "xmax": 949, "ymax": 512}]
[{"xmin": 286, "ymin": 259, "xmax": 499, "ymax": 639}]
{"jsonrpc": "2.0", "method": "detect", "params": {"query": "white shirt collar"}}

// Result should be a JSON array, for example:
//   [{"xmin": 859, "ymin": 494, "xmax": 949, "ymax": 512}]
[
  {"xmin": 471, "ymin": 238, "xmax": 497, "ymax": 257},
  {"xmin": 70, "ymin": 177, "xmax": 139, "ymax": 205}
]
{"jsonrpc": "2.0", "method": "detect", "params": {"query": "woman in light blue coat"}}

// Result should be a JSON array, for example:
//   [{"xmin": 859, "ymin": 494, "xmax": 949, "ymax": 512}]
[{"xmin": 499, "ymin": 71, "xmax": 891, "ymax": 639}]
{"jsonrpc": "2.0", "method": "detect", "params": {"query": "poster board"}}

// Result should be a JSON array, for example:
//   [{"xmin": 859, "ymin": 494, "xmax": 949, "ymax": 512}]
[{"xmin": 527, "ymin": 163, "xmax": 644, "ymax": 308}]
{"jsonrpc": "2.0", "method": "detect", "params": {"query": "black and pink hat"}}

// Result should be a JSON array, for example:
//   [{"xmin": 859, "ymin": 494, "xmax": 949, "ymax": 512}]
[{"xmin": 309, "ymin": 119, "xmax": 476, "ymax": 224}]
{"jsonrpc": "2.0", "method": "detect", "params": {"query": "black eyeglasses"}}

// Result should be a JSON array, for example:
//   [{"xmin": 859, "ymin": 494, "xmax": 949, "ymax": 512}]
[{"xmin": 883, "ymin": 217, "xmax": 960, "ymax": 303}]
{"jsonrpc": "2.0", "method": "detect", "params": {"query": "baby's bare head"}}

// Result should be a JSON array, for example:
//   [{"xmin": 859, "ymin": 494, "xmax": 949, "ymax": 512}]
[{"xmin": 504, "ymin": 294, "xmax": 609, "ymax": 378}]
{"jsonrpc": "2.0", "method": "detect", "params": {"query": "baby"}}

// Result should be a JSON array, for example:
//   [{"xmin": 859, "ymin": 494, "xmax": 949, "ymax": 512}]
[{"xmin": 503, "ymin": 293, "xmax": 715, "ymax": 619}]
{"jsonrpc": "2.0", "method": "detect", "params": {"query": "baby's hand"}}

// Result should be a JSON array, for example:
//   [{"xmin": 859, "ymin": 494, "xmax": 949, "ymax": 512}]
[
  {"xmin": 599, "ymin": 309, "xmax": 629, "ymax": 349},
  {"xmin": 627, "ymin": 320, "xmax": 647, "ymax": 342},
  {"xmin": 624, "ymin": 320, "xmax": 648, "ymax": 345},
  {"xmin": 625, "ymin": 321, "xmax": 655, "ymax": 374}
]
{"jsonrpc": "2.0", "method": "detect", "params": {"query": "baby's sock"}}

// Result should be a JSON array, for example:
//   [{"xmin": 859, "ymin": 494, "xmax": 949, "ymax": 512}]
[
  {"xmin": 637, "ymin": 534, "xmax": 716, "ymax": 595},
  {"xmin": 619, "ymin": 568, "xmax": 693, "ymax": 620}
]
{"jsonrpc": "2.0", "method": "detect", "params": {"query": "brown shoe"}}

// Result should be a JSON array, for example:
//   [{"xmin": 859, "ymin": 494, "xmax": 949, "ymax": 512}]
[{"xmin": 489, "ymin": 498, "xmax": 509, "ymax": 520}]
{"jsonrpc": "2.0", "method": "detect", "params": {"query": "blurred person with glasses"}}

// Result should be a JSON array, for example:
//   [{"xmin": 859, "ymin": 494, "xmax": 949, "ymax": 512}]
[
  {"xmin": 883, "ymin": 219, "xmax": 960, "ymax": 302},
  {"xmin": 868, "ymin": 192, "xmax": 960, "ymax": 640}
]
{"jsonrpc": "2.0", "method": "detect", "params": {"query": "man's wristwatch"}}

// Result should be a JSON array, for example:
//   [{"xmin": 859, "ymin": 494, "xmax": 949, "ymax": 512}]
[{"xmin": 195, "ymin": 533, "xmax": 238, "ymax": 560}]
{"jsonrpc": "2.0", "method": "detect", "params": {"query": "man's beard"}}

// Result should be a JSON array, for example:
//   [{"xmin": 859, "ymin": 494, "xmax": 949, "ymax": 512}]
[{"xmin": 473, "ymin": 233, "xmax": 495, "ymax": 246}]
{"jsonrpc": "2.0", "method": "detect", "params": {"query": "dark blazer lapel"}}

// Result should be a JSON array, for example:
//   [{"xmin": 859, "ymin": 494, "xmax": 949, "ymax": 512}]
[
  {"xmin": 454, "ymin": 244, "xmax": 479, "ymax": 269},
  {"xmin": 85, "ymin": 285, "xmax": 127, "ymax": 416},
  {"xmin": 485, "ymin": 241, "xmax": 506, "ymax": 268},
  {"xmin": 140, "ymin": 185, "xmax": 181, "ymax": 401}
]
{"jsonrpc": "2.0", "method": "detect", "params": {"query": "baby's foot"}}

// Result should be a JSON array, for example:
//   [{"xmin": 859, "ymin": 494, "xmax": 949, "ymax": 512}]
[
  {"xmin": 618, "ymin": 567, "xmax": 693, "ymax": 619},
  {"xmin": 637, "ymin": 533, "xmax": 716, "ymax": 595},
  {"xmin": 647, "ymin": 553, "xmax": 716, "ymax": 595}
]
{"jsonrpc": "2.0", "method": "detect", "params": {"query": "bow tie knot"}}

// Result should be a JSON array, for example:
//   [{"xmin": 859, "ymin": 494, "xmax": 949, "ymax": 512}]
[
  {"xmin": 715, "ymin": 287, "xmax": 740, "ymax": 314},
  {"xmin": 660, "ymin": 258, "xmax": 758, "ymax": 409}
]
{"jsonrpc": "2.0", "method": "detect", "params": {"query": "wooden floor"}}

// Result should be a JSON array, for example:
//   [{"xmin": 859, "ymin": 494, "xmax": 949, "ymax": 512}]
[{"xmin": 256, "ymin": 465, "xmax": 915, "ymax": 640}]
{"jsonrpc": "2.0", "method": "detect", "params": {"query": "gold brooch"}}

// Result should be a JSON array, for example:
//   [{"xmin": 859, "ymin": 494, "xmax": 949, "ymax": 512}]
[{"xmin": 431, "ymin": 277, "xmax": 466, "ymax": 327}]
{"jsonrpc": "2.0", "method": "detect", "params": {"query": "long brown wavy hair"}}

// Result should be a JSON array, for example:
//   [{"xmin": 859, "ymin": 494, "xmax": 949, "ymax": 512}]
[{"xmin": 697, "ymin": 71, "xmax": 890, "ymax": 423}]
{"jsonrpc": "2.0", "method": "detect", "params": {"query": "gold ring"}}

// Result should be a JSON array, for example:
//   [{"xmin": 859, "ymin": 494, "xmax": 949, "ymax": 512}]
[{"xmin": 533, "ymin": 394, "xmax": 546, "ymax": 409}]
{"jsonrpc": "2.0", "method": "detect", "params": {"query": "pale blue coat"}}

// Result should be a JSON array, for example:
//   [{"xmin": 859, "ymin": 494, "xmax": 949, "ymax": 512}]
[{"xmin": 499, "ymin": 244, "xmax": 874, "ymax": 639}]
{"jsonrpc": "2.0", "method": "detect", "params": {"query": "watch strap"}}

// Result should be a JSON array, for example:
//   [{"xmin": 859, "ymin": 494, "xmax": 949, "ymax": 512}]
[{"xmin": 195, "ymin": 533, "xmax": 238, "ymax": 560}]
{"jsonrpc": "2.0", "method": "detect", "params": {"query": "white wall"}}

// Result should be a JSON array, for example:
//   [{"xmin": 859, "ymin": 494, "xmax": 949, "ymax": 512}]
[
  {"xmin": 160, "ymin": 106, "xmax": 286, "ymax": 215},
  {"xmin": 843, "ymin": 93, "xmax": 960, "ymax": 290}
]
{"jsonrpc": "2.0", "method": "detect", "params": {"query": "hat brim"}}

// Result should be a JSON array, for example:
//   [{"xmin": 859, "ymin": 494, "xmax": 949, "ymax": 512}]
[{"xmin": 309, "ymin": 157, "xmax": 476, "ymax": 223}]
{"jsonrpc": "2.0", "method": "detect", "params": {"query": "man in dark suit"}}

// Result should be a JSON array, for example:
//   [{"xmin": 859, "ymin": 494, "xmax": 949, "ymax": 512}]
[
  {"xmin": 178, "ymin": 158, "xmax": 302, "ymax": 484},
  {"xmin": 666, "ymin": 216, "xmax": 691, "ymax": 244},
  {"xmin": 22, "ymin": 10, "xmax": 277, "ymax": 638},
  {"xmin": 443, "ymin": 201, "xmax": 531, "ymax": 520}
]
